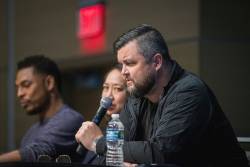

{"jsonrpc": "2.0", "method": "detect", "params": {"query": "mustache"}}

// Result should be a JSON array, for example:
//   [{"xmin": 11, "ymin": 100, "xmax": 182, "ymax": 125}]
[
  {"xmin": 124, "ymin": 76, "xmax": 133, "ymax": 82},
  {"xmin": 19, "ymin": 99, "xmax": 30, "ymax": 105}
]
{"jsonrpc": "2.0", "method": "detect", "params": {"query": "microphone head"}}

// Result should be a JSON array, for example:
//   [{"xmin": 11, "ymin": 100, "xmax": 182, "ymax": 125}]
[
  {"xmin": 56, "ymin": 155, "xmax": 71, "ymax": 163},
  {"xmin": 37, "ymin": 155, "xmax": 52, "ymax": 162},
  {"xmin": 100, "ymin": 97, "xmax": 112, "ymax": 109}
]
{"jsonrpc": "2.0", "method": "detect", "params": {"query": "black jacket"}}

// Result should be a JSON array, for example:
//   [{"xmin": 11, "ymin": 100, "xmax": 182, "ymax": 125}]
[{"xmin": 96, "ymin": 61, "xmax": 249, "ymax": 167}]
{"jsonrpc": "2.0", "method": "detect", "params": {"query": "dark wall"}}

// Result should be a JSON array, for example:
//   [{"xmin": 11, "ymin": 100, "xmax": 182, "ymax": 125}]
[
  {"xmin": 200, "ymin": 0, "xmax": 250, "ymax": 136},
  {"xmin": 0, "ymin": 0, "xmax": 8, "ymax": 152}
]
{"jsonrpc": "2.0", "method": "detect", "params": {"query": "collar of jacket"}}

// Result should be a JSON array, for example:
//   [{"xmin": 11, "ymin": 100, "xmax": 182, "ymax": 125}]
[
  {"xmin": 126, "ymin": 60, "xmax": 184, "ymax": 138},
  {"xmin": 162, "ymin": 60, "xmax": 185, "ymax": 97}
]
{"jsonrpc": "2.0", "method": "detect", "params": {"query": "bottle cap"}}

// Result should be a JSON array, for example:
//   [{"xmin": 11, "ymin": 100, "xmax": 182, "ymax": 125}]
[{"xmin": 111, "ymin": 113, "xmax": 119, "ymax": 118}]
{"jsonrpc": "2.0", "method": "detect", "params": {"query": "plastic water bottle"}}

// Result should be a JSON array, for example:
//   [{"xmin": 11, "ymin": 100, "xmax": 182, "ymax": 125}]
[{"xmin": 106, "ymin": 114, "xmax": 124, "ymax": 167}]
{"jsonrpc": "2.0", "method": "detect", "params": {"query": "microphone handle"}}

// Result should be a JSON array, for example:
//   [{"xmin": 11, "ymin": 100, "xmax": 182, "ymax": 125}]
[
  {"xmin": 76, "ymin": 107, "xmax": 107, "ymax": 155},
  {"xmin": 76, "ymin": 144, "xmax": 87, "ymax": 156},
  {"xmin": 92, "ymin": 107, "xmax": 107, "ymax": 125}
]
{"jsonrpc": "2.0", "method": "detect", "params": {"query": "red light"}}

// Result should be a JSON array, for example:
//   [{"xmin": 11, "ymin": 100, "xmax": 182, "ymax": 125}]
[{"xmin": 77, "ymin": 4, "xmax": 105, "ymax": 54}]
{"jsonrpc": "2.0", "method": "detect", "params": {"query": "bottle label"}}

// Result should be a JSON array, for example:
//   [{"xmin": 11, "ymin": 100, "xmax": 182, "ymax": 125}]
[{"xmin": 106, "ymin": 130, "xmax": 124, "ymax": 141}]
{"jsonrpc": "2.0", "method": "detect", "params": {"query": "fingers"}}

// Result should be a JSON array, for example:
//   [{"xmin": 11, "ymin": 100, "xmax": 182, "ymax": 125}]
[
  {"xmin": 75, "ymin": 127, "xmax": 82, "ymax": 143},
  {"xmin": 75, "ymin": 121, "xmax": 91, "ymax": 143},
  {"xmin": 75, "ymin": 121, "xmax": 103, "ymax": 151},
  {"xmin": 81, "ymin": 121, "xmax": 97, "ymax": 130},
  {"xmin": 123, "ymin": 162, "xmax": 138, "ymax": 167}
]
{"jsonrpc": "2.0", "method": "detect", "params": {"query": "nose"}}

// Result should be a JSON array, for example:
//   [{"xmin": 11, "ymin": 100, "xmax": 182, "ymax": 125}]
[
  {"xmin": 17, "ymin": 87, "xmax": 24, "ymax": 98},
  {"xmin": 121, "ymin": 65, "xmax": 128, "ymax": 76},
  {"xmin": 105, "ymin": 88, "xmax": 114, "ymax": 100}
]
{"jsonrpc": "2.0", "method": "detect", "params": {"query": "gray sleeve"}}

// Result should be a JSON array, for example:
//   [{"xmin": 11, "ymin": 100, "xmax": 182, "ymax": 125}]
[
  {"xmin": 19, "ymin": 140, "xmax": 56, "ymax": 162},
  {"xmin": 19, "ymin": 108, "xmax": 84, "ymax": 162}
]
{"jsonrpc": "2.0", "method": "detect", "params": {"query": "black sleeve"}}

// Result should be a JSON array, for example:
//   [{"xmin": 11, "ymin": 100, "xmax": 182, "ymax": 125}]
[{"xmin": 122, "ymin": 84, "xmax": 212, "ymax": 164}]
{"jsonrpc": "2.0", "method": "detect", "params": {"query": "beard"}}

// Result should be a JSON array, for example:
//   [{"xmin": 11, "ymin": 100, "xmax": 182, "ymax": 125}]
[
  {"xmin": 26, "ymin": 93, "xmax": 51, "ymax": 116},
  {"xmin": 128, "ymin": 70, "xmax": 155, "ymax": 98}
]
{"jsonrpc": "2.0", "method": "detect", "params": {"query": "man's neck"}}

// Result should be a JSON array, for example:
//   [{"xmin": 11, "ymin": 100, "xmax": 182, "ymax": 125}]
[
  {"xmin": 145, "ymin": 61, "xmax": 172, "ymax": 103},
  {"xmin": 39, "ymin": 94, "xmax": 64, "ymax": 120}
]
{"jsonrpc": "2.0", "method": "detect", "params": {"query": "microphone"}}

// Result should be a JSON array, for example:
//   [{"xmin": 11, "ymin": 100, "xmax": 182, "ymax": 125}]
[
  {"xmin": 56, "ymin": 155, "xmax": 71, "ymax": 163},
  {"xmin": 37, "ymin": 155, "xmax": 52, "ymax": 162},
  {"xmin": 76, "ymin": 96, "xmax": 112, "ymax": 155}
]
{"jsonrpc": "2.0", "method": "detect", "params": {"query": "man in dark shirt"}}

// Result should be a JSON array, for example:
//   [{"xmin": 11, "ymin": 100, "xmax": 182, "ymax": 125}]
[
  {"xmin": 75, "ymin": 24, "xmax": 249, "ymax": 166},
  {"xmin": 0, "ymin": 55, "xmax": 84, "ymax": 162}
]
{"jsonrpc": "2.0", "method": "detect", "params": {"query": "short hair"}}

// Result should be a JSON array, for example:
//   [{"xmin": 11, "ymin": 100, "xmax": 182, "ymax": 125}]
[
  {"xmin": 114, "ymin": 24, "xmax": 170, "ymax": 63},
  {"xmin": 103, "ymin": 64, "xmax": 122, "ymax": 81},
  {"xmin": 17, "ymin": 55, "xmax": 62, "ymax": 93}
]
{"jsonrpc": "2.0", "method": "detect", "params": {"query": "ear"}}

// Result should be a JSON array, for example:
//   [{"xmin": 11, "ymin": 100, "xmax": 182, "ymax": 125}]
[
  {"xmin": 45, "ymin": 75, "xmax": 55, "ymax": 91},
  {"xmin": 153, "ymin": 53, "xmax": 163, "ymax": 71}
]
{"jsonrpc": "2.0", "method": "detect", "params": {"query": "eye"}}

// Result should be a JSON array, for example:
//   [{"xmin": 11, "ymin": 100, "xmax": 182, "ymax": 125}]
[
  {"xmin": 102, "ymin": 85, "xmax": 109, "ymax": 91},
  {"xmin": 113, "ymin": 87, "xmax": 124, "ymax": 92},
  {"xmin": 22, "ymin": 80, "xmax": 32, "ymax": 88},
  {"xmin": 124, "ymin": 60, "xmax": 135, "ymax": 66}
]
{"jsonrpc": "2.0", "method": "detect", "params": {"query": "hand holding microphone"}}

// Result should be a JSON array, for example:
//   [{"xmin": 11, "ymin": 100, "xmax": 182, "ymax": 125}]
[{"xmin": 75, "ymin": 97, "xmax": 112, "ymax": 155}]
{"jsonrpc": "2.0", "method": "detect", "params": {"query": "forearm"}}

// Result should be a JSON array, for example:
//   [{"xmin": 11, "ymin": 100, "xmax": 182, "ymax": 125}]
[
  {"xmin": 0, "ymin": 150, "xmax": 21, "ymax": 162},
  {"xmin": 96, "ymin": 137, "xmax": 156, "ymax": 164},
  {"xmin": 123, "ymin": 141, "xmax": 154, "ymax": 164}
]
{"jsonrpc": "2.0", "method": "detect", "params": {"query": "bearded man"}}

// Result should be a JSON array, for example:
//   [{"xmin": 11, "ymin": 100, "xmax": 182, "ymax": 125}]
[{"xmin": 75, "ymin": 25, "xmax": 248, "ymax": 167}]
